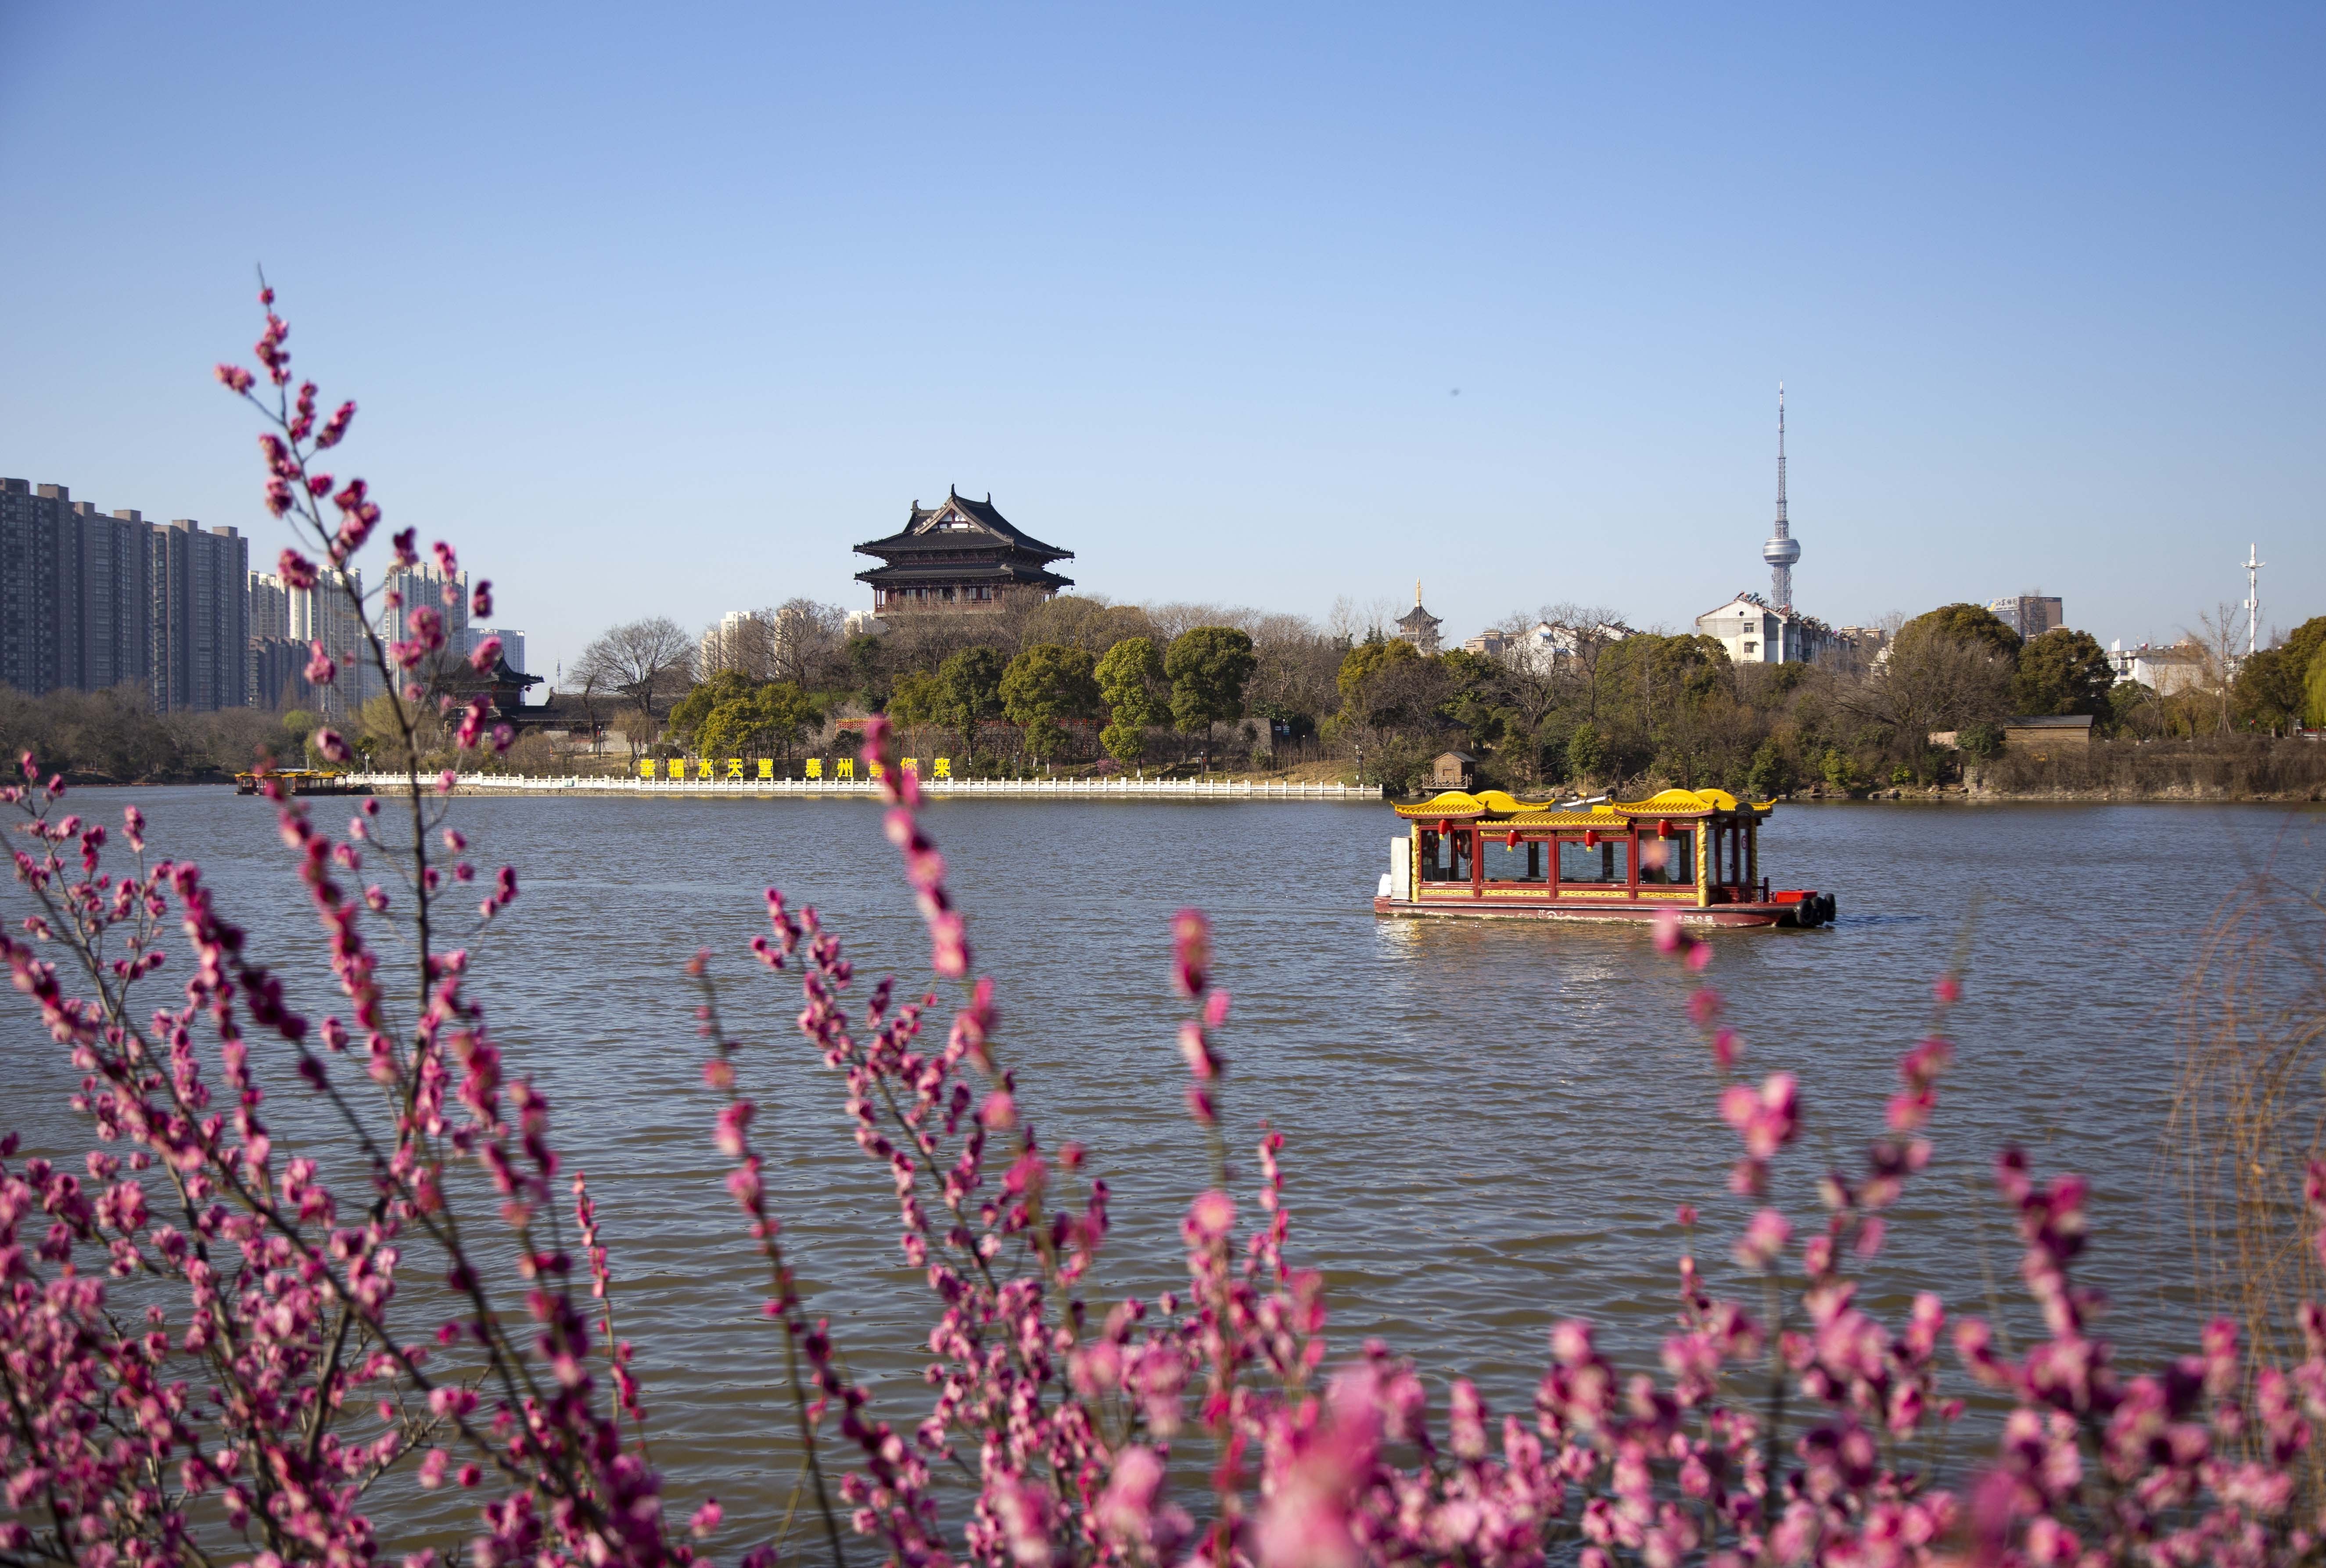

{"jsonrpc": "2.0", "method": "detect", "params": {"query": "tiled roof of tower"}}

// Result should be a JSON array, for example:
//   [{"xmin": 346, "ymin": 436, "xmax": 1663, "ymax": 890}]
[{"xmin": 855, "ymin": 487, "xmax": 1074, "ymax": 564}]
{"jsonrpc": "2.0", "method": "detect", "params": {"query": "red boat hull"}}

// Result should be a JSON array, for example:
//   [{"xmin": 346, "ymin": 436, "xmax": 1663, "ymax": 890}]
[{"xmin": 1372, "ymin": 893, "xmax": 1834, "ymax": 929}]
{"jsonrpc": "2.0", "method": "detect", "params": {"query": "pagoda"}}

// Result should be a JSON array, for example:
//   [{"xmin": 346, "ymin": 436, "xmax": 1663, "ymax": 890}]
[
  {"xmin": 853, "ymin": 488, "xmax": 1074, "ymax": 613},
  {"xmin": 1395, "ymin": 582, "xmax": 1443, "ymax": 654}
]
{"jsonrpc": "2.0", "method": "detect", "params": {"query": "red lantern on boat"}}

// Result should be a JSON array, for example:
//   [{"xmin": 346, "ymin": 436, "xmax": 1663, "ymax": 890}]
[
  {"xmin": 1658, "ymin": 819, "xmax": 1673, "ymax": 840},
  {"xmin": 1436, "ymin": 818, "xmax": 1454, "ymax": 837},
  {"xmin": 1505, "ymin": 829, "xmax": 1520, "ymax": 849},
  {"xmin": 1583, "ymin": 829, "xmax": 1598, "ymax": 849}
]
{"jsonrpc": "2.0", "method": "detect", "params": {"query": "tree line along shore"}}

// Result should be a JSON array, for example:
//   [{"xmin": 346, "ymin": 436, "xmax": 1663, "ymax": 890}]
[{"xmin": 7, "ymin": 597, "xmax": 2323, "ymax": 802}]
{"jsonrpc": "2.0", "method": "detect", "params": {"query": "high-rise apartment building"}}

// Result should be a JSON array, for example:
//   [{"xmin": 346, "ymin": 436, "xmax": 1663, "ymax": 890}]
[
  {"xmin": 150, "ymin": 519, "xmax": 249, "ymax": 712},
  {"xmin": 1, "ymin": 480, "xmax": 172, "ymax": 702},
  {"xmin": 250, "ymin": 566, "xmax": 374, "ymax": 717},
  {"xmin": 467, "ymin": 625, "xmax": 525, "ymax": 674},
  {"xmin": 382, "ymin": 563, "xmax": 469, "ymax": 662},
  {"xmin": 1987, "ymin": 595, "xmax": 2065, "ymax": 640}
]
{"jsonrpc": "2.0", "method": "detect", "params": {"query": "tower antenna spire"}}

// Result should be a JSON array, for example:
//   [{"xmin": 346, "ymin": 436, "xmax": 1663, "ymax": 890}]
[
  {"xmin": 1761, "ymin": 382, "xmax": 1800, "ymax": 611},
  {"xmin": 2244, "ymin": 543, "xmax": 2266, "ymax": 658}
]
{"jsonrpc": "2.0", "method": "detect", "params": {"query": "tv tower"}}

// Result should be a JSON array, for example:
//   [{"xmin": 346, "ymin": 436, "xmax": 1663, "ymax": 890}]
[
  {"xmin": 2244, "ymin": 543, "xmax": 2265, "ymax": 657},
  {"xmin": 1762, "ymin": 384, "xmax": 1800, "ymax": 610}
]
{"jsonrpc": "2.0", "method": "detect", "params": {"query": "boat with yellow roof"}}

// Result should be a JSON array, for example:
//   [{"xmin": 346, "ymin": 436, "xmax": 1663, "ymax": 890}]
[{"xmin": 1373, "ymin": 786, "xmax": 1835, "ymax": 929}]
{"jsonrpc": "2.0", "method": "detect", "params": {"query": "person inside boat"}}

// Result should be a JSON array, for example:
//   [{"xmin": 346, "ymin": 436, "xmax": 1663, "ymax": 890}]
[{"xmin": 1640, "ymin": 832, "xmax": 1695, "ymax": 885}]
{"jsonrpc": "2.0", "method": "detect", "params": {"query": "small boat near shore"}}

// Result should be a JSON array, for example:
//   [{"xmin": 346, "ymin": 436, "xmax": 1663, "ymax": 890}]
[{"xmin": 1373, "ymin": 786, "xmax": 1835, "ymax": 929}]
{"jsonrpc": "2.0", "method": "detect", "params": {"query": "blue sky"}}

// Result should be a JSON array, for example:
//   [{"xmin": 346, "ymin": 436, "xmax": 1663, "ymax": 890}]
[{"xmin": 2, "ymin": 2, "xmax": 2319, "ymax": 678}]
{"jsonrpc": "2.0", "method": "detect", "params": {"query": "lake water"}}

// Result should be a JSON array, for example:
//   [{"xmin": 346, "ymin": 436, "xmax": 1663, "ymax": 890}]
[{"xmin": 5, "ymin": 787, "xmax": 2324, "ymax": 1536}]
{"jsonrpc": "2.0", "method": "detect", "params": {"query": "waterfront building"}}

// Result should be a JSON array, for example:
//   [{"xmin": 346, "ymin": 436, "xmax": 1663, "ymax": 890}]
[
  {"xmin": 853, "ymin": 488, "xmax": 1074, "ymax": 613},
  {"xmin": 1694, "ymin": 591, "xmax": 1837, "ymax": 665},
  {"xmin": 1988, "ymin": 595, "xmax": 2065, "ymax": 639},
  {"xmin": 1395, "ymin": 585, "xmax": 1443, "ymax": 654}
]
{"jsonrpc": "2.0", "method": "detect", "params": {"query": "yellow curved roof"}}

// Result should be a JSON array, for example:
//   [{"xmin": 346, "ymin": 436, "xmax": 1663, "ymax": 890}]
[
  {"xmin": 1608, "ymin": 787, "xmax": 1775, "ymax": 818},
  {"xmin": 1395, "ymin": 785, "xmax": 1773, "ymax": 822}
]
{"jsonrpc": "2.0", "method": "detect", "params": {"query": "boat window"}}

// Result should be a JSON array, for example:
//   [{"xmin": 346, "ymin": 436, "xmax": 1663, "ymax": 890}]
[
  {"xmin": 1558, "ymin": 836, "xmax": 1630, "ymax": 885},
  {"xmin": 1481, "ymin": 836, "xmax": 1548, "ymax": 884},
  {"xmin": 1418, "ymin": 830, "xmax": 1470, "ymax": 883},
  {"xmin": 1640, "ymin": 832, "xmax": 1695, "ymax": 885}
]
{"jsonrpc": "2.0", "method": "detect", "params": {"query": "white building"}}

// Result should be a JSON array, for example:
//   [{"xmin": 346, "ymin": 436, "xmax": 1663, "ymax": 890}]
[
  {"xmin": 1465, "ymin": 619, "xmax": 1632, "ymax": 668},
  {"xmin": 1694, "ymin": 592, "xmax": 1837, "ymax": 665},
  {"xmin": 2108, "ymin": 638, "xmax": 2209, "ymax": 695}
]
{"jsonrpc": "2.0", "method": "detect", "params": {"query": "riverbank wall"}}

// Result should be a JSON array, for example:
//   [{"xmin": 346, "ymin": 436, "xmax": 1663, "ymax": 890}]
[{"xmin": 340, "ymin": 772, "xmax": 1377, "ymax": 801}]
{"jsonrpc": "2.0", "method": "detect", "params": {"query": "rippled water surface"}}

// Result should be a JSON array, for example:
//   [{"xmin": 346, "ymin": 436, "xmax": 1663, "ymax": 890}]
[{"xmin": 6, "ymin": 788, "xmax": 2324, "ymax": 1530}]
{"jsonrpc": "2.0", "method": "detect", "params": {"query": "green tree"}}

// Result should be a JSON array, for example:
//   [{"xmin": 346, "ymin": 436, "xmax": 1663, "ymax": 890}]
[
  {"xmin": 1095, "ymin": 636, "xmax": 1169, "ymax": 763},
  {"xmin": 2232, "ymin": 615, "xmax": 2326, "ymax": 731},
  {"xmin": 1565, "ymin": 720, "xmax": 1607, "ymax": 782},
  {"xmin": 1165, "ymin": 626, "xmax": 1258, "ymax": 770},
  {"xmin": 2306, "ymin": 645, "xmax": 2326, "ymax": 729},
  {"xmin": 1896, "ymin": 603, "xmax": 2024, "ymax": 664},
  {"xmin": 1957, "ymin": 721, "xmax": 2004, "ymax": 761},
  {"xmin": 2011, "ymin": 629, "xmax": 2114, "ymax": 718},
  {"xmin": 696, "ymin": 681, "xmax": 821, "ymax": 758},
  {"xmin": 937, "ymin": 646, "xmax": 1008, "ymax": 764},
  {"xmin": 1820, "ymin": 747, "xmax": 1867, "ymax": 791},
  {"xmin": 1000, "ymin": 644, "xmax": 1101, "ymax": 762},
  {"xmin": 886, "ymin": 670, "xmax": 948, "ymax": 730},
  {"xmin": 1335, "ymin": 639, "xmax": 1420, "ymax": 724},
  {"xmin": 668, "ymin": 669, "xmax": 759, "ymax": 744},
  {"xmin": 1742, "ymin": 738, "xmax": 1793, "ymax": 798}
]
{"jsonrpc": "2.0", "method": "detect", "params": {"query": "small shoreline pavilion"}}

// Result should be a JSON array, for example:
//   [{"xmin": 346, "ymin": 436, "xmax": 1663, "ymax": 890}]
[
  {"xmin": 853, "ymin": 488, "xmax": 1074, "ymax": 613},
  {"xmin": 1373, "ymin": 786, "xmax": 1836, "ymax": 928}
]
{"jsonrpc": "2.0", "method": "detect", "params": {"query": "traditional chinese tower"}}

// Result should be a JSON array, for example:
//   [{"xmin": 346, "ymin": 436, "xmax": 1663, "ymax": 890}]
[{"xmin": 1395, "ymin": 581, "xmax": 1443, "ymax": 654}]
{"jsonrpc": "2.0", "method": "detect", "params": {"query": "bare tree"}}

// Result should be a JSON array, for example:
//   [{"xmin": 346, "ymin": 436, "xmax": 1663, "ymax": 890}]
[
  {"xmin": 1842, "ymin": 628, "xmax": 2014, "ymax": 744},
  {"xmin": 700, "ymin": 613, "xmax": 777, "ymax": 681},
  {"xmin": 2193, "ymin": 606, "xmax": 2245, "ymax": 736},
  {"xmin": 1509, "ymin": 603, "xmax": 1632, "ymax": 723},
  {"xmin": 770, "ymin": 599, "xmax": 847, "ymax": 685},
  {"xmin": 574, "ymin": 616, "xmax": 696, "ymax": 721}
]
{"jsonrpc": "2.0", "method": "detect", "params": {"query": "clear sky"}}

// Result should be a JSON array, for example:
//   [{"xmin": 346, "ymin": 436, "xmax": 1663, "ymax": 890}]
[{"xmin": 2, "ymin": 3, "xmax": 2319, "ymax": 679}]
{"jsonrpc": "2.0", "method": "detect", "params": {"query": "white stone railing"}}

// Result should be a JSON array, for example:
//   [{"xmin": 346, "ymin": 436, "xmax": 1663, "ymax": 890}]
[{"xmin": 337, "ymin": 773, "xmax": 1374, "ymax": 801}]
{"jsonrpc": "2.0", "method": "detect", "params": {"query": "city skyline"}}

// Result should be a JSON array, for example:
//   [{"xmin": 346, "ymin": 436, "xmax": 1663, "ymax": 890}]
[{"xmin": 1, "ymin": 4, "xmax": 2318, "ymax": 681}]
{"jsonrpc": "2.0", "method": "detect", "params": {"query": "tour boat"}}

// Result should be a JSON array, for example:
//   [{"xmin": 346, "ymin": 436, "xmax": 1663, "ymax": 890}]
[
  {"xmin": 234, "ymin": 769, "xmax": 367, "ymax": 797},
  {"xmin": 1372, "ymin": 786, "xmax": 1835, "ymax": 929}
]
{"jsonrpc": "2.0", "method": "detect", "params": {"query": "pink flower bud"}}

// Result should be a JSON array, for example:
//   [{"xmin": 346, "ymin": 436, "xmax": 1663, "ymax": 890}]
[
  {"xmin": 313, "ymin": 728, "xmax": 352, "ymax": 763},
  {"xmin": 472, "ymin": 579, "xmax": 493, "ymax": 617},
  {"xmin": 1186, "ymin": 1188, "xmax": 1235, "ymax": 1241},
  {"xmin": 468, "ymin": 636, "xmax": 503, "ymax": 675}
]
